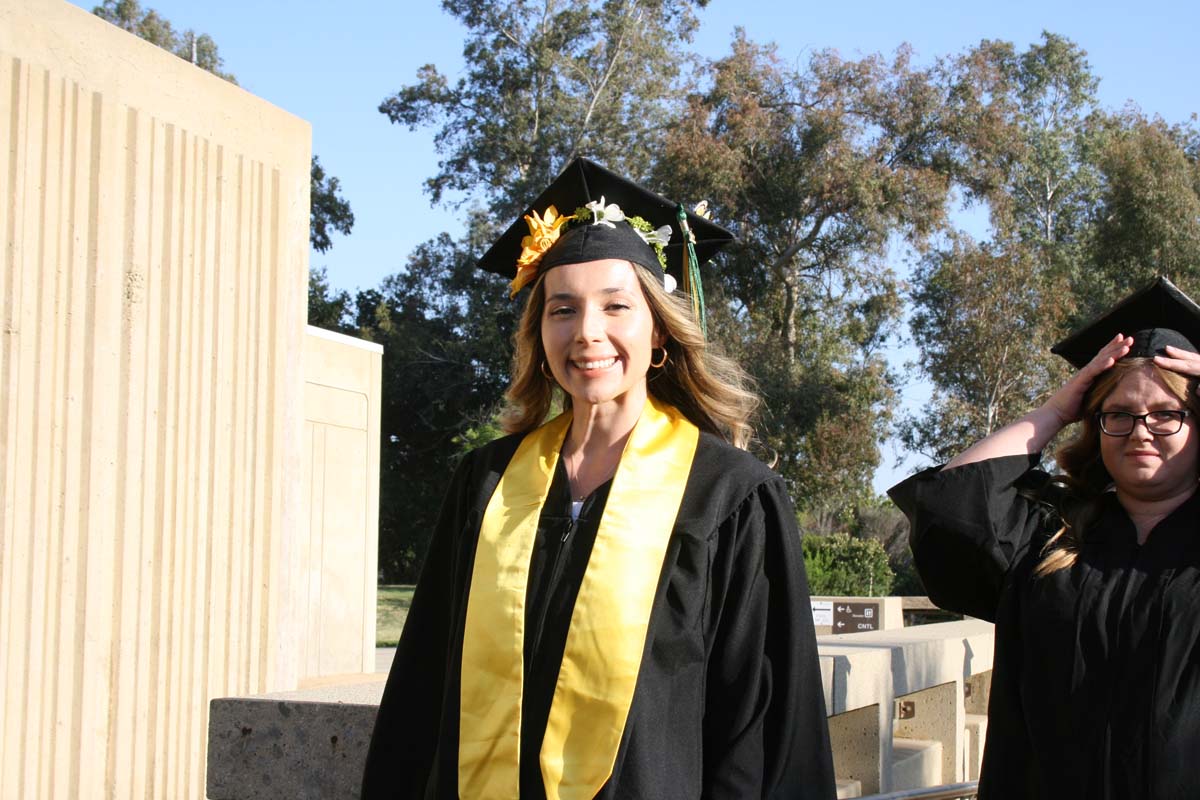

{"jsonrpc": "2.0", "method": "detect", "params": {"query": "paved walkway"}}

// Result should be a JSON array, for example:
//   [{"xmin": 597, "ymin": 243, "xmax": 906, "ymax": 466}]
[{"xmin": 375, "ymin": 647, "xmax": 396, "ymax": 674}]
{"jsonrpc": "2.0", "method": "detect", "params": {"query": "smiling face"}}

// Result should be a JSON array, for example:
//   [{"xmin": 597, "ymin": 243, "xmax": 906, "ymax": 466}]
[
  {"xmin": 540, "ymin": 259, "xmax": 663, "ymax": 415},
  {"xmin": 1099, "ymin": 366, "xmax": 1200, "ymax": 502}
]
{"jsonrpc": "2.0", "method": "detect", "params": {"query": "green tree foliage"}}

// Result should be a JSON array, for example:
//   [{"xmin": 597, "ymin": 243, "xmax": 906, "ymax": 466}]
[
  {"xmin": 1085, "ymin": 113, "xmax": 1200, "ymax": 298},
  {"xmin": 308, "ymin": 158, "xmax": 357, "ymax": 332},
  {"xmin": 308, "ymin": 267, "xmax": 355, "ymax": 333},
  {"xmin": 380, "ymin": 0, "xmax": 710, "ymax": 217},
  {"xmin": 310, "ymin": 156, "xmax": 356, "ymax": 254},
  {"xmin": 905, "ymin": 34, "xmax": 1200, "ymax": 462},
  {"xmin": 850, "ymin": 498, "xmax": 924, "ymax": 596},
  {"xmin": 903, "ymin": 34, "xmax": 1101, "ymax": 459},
  {"xmin": 801, "ymin": 532, "xmax": 894, "ymax": 597},
  {"xmin": 945, "ymin": 33, "xmax": 1102, "ymax": 251},
  {"xmin": 903, "ymin": 235, "xmax": 1070, "ymax": 461},
  {"xmin": 655, "ymin": 34, "xmax": 955, "ymax": 513}
]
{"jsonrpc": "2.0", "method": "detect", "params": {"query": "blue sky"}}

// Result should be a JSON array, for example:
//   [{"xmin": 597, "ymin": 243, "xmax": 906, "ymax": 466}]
[{"xmin": 73, "ymin": 0, "xmax": 1199, "ymax": 491}]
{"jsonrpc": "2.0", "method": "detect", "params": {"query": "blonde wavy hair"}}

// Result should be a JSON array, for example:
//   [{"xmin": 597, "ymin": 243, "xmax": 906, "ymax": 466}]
[
  {"xmin": 1035, "ymin": 358, "xmax": 1200, "ymax": 576},
  {"xmin": 501, "ymin": 262, "xmax": 760, "ymax": 448}
]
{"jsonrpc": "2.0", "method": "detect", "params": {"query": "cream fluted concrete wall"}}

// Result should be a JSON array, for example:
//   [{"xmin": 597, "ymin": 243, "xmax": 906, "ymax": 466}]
[
  {"xmin": 300, "ymin": 326, "xmax": 381, "ymax": 680},
  {"xmin": 1, "ymin": 2, "xmax": 310, "ymax": 798}
]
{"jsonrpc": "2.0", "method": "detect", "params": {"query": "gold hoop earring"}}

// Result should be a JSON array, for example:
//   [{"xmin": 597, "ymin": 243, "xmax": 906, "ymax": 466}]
[
  {"xmin": 650, "ymin": 348, "xmax": 669, "ymax": 369},
  {"xmin": 540, "ymin": 360, "xmax": 555, "ymax": 381}
]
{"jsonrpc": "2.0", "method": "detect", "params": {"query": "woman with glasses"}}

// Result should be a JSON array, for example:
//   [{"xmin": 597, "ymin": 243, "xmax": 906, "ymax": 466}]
[{"xmin": 889, "ymin": 276, "xmax": 1200, "ymax": 799}]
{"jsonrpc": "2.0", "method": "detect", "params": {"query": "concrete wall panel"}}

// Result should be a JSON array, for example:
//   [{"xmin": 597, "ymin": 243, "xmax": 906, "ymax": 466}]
[
  {"xmin": 894, "ymin": 681, "xmax": 959, "ymax": 786},
  {"xmin": 827, "ymin": 704, "xmax": 882, "ymax": 795},
  {"xmin": 0, "ymin": 2, "xmax": 310, "ymax": 797},
  {"xmin": 299, "ymin": 326, "xmax": 381, "ymax": 680}
]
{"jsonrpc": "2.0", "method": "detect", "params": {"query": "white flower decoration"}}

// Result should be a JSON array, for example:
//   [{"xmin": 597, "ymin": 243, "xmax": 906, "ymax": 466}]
[
  {"xmin": 635, "ymin": 224, "xmax": 673, "ymax": 248},
  {"xmin": 585, "ymin": 196, "xmax": 625, "ymax": 228}
]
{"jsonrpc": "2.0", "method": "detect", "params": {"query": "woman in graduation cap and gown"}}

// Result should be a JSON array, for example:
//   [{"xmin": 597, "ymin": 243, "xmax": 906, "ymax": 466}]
[
  {"xmin": 889, "ymin": 275, "xmax": 1200, "ymax": 799},
  {"xmin": 361, "ymin": 158, "xmax": 836, "ymax": 800}
]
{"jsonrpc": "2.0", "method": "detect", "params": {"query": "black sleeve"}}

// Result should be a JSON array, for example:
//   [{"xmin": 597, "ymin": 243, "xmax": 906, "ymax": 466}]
[
  {"xmin": 702, "ymin": 478, "xmax": 835, "ymax": 800},
  {"xmin": 886, "ymin": 453, "xmax": 1052, "ymax": 622},
  {"xmin": 360, "ymin": 452, "xmax": 476, "ymax": 800}
]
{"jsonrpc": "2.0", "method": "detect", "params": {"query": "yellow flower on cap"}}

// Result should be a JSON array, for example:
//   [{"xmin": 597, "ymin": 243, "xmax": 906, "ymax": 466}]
[{"xmin": 511, "ymin": 205, "xmax": 573, "ymax": 297}]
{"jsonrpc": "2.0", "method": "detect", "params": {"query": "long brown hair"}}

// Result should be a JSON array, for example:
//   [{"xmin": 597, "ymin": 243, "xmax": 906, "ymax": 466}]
[
  {"xmin": 1036, "ymin": 358, "xmax": 1200, "ymax": 575},
  {"xmin": 501, "ymin": 262, "xmax": 760, "ymax": 448}
]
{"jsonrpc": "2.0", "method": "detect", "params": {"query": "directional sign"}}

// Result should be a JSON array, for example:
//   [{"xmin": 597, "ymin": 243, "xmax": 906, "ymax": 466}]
[
  {"xmin": 811, "ymin": 600, "xmax": 833, "ymax": 627},
  {"xmin": 833, "ymin": 601, "xmax": 880, "ymax": 632}
]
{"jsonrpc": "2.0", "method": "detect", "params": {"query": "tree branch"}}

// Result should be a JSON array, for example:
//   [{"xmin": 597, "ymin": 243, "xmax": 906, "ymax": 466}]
[{"xmin": 569, "ymin": 0, "xmax": 639, "ymax": 158}]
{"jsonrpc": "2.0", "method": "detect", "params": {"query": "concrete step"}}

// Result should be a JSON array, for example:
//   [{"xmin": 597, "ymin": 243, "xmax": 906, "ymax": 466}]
[
  {"xmin": 890, "ymin": 736, "xmax": 943, "ymax": 791},
  {"xmin": 963, "ymin": 713, "xmax": 988, "ymax": 781},
  {"xmin": 835, "ymin": 778, "xmax": 863, "ymax": 798},
  {"xmin": 375, "ymin": 646, "xmax": 397, "ymax": 673}
]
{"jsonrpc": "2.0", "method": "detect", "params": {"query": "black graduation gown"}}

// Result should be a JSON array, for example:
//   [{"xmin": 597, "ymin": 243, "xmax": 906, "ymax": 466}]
[
  {"xmin": 888, "ymin": 454, "xmax": 1200, "ymax": 800},
  {"xmin": 362, "ymin": 430, "xmax": 835, "ymax": 800}
]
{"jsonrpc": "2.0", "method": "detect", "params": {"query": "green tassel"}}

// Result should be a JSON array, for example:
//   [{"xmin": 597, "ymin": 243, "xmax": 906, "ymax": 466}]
[{"xmin": 675, "ymin": 205, "xmax": 706, "ymax": 337}]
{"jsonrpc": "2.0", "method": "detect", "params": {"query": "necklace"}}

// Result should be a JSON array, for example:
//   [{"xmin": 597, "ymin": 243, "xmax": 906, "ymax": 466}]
[{"xmin": 564, "ymin": 446, "xmax": 618, "ymax": 502}]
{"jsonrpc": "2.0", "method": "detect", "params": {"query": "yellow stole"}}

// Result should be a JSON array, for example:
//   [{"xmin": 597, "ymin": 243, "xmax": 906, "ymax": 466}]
[{"xmin": 458, "ymin": 396, "xmax": 699, "ymax": 800}]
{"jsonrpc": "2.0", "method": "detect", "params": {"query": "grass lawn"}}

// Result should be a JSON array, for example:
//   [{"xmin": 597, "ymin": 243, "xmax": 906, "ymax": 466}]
[{"xmin": 377, "ymin": 584, "xmax": 415, "ymax": 647}]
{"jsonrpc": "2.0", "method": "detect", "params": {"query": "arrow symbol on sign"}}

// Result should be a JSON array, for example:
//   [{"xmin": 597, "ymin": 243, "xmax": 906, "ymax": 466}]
[{"xmin": 837, "ymin": 621, "xmax": 845, "ymax": 628}]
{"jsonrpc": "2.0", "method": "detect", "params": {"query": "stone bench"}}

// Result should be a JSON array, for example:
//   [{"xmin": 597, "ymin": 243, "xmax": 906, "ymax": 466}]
[{"xmin": 207, "ymin": 620, "xmax": 995, "ymax": 798}]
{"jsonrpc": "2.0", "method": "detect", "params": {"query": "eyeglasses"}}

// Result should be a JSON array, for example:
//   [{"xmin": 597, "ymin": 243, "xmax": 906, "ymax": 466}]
[{"xmin": 1096, "ymin": 409, "xmax": 1190, "ymax": 437}]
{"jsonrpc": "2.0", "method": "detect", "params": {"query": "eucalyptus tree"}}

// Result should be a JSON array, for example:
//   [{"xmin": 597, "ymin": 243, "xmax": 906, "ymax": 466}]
[
  {"xmin": 654, "ymin": 32, "xmax": 955, "ymax": 514},
  {"xmin": 1085, "ymin": 112, "xmax": 1200, "ymax": 302},
  {"xmin": 904, "ymin": 33, "xmax": 1200, "ymax": 463},
  {"xmin": 380, "ymin": 0, "xmax": 711, "ymax": 217},
  {"xmin": 903, "ymin": 33, "xmax": 1103, "ymax": 460}
]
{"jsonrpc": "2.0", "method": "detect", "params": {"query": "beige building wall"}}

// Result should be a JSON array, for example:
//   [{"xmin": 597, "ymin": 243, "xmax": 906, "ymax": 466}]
[
  {"xmin": 300, "ymin": 326, "xmax": 381, "ymax": 679},
  {"xmin": 1, "ymin": 2, "xmax": 310, "ymax": 798}
]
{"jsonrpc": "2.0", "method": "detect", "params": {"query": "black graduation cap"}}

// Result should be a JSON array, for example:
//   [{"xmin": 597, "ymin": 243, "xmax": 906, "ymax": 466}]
[
  {"xmin": 1050, "ymin": 276, "xmax": 1200, "ymax": 369},
  {"xmin": 477, "ymin": 157, "xmax": 734, "ymax": 295}
]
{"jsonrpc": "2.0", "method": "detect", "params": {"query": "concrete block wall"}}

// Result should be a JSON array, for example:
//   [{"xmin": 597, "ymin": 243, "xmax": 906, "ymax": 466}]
[
  {"xmin": 207, "ymin": 682, "xmax": 384, "ymax": 800},
  {"xmin": 819, "ymin": 619, "xmax": 994, "ymax": 792},
  {"xmin": 827, "ymin": 703, "xmax": 883, "ymax": 796},
  {"xmin": 821, "ymin": 643, "xmax": 895, "ymax": 794},
  {"xmin": 206, "ymin": 620, "xmax": 997, "ymax": 798},
  {"xmin": 300, "ymin": 327, "xmax": 382, "ymax": 680},
  {"xmin": 890, "ymin": 738, "xmax": 943, "ymax": 791},
  {"xmin": 893, "ymin": 681, "xmax": 958, "ymax": 789},
  {"xmin": 1, "ymin": 2, "xmax": 310, "ymax": 797}
]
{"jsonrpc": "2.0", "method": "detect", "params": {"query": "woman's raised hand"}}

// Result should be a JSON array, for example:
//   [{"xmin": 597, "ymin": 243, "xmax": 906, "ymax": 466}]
[
  {"xmin": 1043, "ymin": 334, "xmax": 1132, "ymax": 425},
  {"xmin": 1154, "ymin": 345, "xmax": 1200, "ymax": 385},
  {"xmin": 944, "ymin": 334, "xmax": 1131, "ymax": 470}
]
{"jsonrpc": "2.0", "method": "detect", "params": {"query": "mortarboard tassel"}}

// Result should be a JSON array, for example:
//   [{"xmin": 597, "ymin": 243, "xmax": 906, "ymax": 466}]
[{"xmin": 675, "ymin": 204, "xmax": 707, "ymax": 337}]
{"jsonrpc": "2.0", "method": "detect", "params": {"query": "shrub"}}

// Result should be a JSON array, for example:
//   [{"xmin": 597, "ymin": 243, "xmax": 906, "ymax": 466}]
[
  {"xmin": 802, "ymin": 532, "xmax": 894, "ymax": 597},
  {"xmin": 850, "ymin": 500, "xmax": 924, "ymax": 596}
]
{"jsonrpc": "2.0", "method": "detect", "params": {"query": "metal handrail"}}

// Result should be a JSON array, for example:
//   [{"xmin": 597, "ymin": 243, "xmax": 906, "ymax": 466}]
[{"xmin": 859, "ymin": 781, "xmax": 979, "ymax": 800}]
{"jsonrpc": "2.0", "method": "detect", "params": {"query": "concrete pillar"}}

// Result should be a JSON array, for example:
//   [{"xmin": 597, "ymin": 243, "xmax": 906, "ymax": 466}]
[
  {"xmin": 299, "ymin": 326, "xmax": 382, "ymax": 679},
  {"xmin": 0, "ymin": 2, "xmax": 310, "ymax": 797}
]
